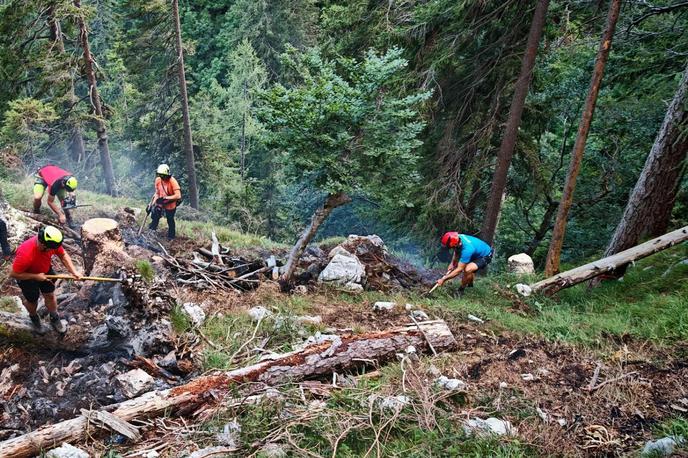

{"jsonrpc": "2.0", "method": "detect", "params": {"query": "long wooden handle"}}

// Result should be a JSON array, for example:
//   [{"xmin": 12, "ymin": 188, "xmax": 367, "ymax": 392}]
[{"xmin": 45, "ymin": 274, "xmax": 123, "ymax": 283}]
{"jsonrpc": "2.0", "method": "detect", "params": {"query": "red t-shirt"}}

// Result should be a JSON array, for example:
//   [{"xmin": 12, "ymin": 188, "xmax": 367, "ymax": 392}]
[
  {"xmin": 38, "ymin": 165, "xmax": 70, "ymax": 187},
  {"xmin": 12, "ymin": 236, "xmax": 64, "ymax": 274}
]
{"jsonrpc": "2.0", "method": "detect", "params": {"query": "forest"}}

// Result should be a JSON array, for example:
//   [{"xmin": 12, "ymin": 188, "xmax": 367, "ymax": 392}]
[{"xmin": 0, "ymin": 0, "xmax": 687, "ymax": 457}]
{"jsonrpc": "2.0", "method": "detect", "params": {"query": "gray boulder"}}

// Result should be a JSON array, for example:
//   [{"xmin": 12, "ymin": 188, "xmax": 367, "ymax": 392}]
[
  {"xmin": 508, "ymin": 253, "xmax": 535, "ymax": 274},
  {"xmin": 318, "ymin": 253, "xmax": 365, "ymax": 286}
]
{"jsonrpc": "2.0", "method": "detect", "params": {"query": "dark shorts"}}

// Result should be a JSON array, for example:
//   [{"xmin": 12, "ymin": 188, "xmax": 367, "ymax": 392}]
[
  {"xmin": 471, "ymin": 254, "xmax": 493, "ymax": 270},
  {"xmin": 17, "ymin": 269, "xmax": 56, "ymax": 303}
]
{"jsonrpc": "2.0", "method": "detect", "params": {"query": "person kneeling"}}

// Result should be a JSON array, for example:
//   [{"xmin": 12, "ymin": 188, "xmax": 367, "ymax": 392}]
[
  {"xmin": 435, "ymin": 231, "xmax": 493, "ymax": 295},
  {"xmin": 10, "ymin": 225, "xmax": 81, "ymax": 333}
]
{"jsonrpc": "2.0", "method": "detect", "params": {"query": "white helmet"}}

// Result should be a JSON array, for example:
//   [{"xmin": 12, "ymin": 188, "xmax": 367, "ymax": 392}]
[{"xmin": 156, "ymin": 164, "xmax": 171, "ymax": 176}]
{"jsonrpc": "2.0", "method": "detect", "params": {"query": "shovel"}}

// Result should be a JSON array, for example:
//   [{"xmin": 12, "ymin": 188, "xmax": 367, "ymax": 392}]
[{"xmin": 46, "ymin": 274, "xmax": 125, "ymax": 283}]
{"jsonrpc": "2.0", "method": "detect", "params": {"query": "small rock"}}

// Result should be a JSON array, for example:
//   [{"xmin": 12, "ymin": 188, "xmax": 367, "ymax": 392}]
[
  {"xmin": 406, "ymin": 345, "xmax": 417, "ymax": 354},
  {"xmin": 295, "ymin": 315, "xmax": 322, "ymax": 325},
  {"xmin": 115, "ymin": 368, "xmax": 154, "ymax": 398},
  {"xmin": 536, "ymin": 407, "xmax": 549, "ymax": 423},
  {"xmin": 158, "ymin": 351, "xmax": 177, "ymax": 369},
  {"xmin": 260, "ymin": 443, "xmax": 287, "ymax": 458},
  {"xmin": 328, "ymin": 246, "xmax": 352, "ymax": 259},
  {"xmin": 342, "ymin": 282, "xmax": 364, "ymax": 293},
  {"xmin": 467, "ymin": 314, "xmax": 484, "ymax": 324},
  {"xmin": 46, "ymin": 443, "xmax": 89, "ymax": 458},
  {"xmin": 463, "ymin": 417, "xmax": 515, "ymax": 437},
  {"xmin": 521, "ymin": 373, "xmax": 535, "ymax": 381},
  {"xmin": 373, "ymin": 301, "xmax": 396, "ymax": 311},
  {"xmin": 499, "ymin": 382, "xmax": 508, "ymax": 389},
  {"xmin": 557, "ymin": 418, "xmax": 567, "ymax": 427},
  {"xmin": 378, "ymin": 395, "xmax": 410, "ymax": 411},
  {"xmin": 642, "ymin": 436, "xmax": 684, "ymax": 457},
  {"xmin": 404, "ymin": 303, "xmax": 416, "ymax": 311},
  {"xmin": 182, "ymin": 302, "xmax": 206, "ymax": 327},
  {"xmin": 216, "ymin": 420, "xmax": 241, "ymax": 447},
  {"xmin": 411, "ymin": 310, "xmax": 429, "ymax": 321},
  {"xmin": 428, "ymin": 365, "xmax": 442, "ymax": 377},
  {"xmin": 143, "ymin": 452, "xmax": 159, "ymax": 458},
  {"xmin": 436, "ymin": 375, "xmax": 466, "ymax": 391},
  {"xmin": 515, "ymin": 283, "xmax": 532, "ymax": 296},
  {"xmin": 189, "ymin": 447, "xmax": 237, "ymax": 458},
  {"xmin": 508, "ymin": 253, "xmax": 535, "ymax": 274},
  {"xmin": 248, "ymin": 306, "xmax": 273, "ymax": 322},
  {"xmin": 293, "ymin": 285, "xmax": 308, "ymax": 295}
]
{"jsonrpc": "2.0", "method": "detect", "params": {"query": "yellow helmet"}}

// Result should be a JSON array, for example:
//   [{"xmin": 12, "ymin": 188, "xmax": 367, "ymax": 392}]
[
  {"xmin": 38, "ymin": 225, "xmax": 63, "ymax": 248},
  {"xmin": 64, "ymin": 175, "xmax": 78, "ymax": 192},
  {"xmin": 156, "ymin": 164, "xmax": 171, "ymax": 176}
]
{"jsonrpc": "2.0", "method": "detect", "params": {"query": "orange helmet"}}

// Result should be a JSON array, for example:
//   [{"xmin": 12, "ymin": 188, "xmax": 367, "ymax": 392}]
[{"xmin": 441, "ymin": 231, "xmax": 460, "ymax": 248}]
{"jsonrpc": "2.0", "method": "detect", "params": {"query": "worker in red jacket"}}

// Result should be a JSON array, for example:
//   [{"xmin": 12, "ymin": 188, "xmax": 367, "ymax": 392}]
[
  {"xmin": 33, "ymin": 165, "xmax": 79, "ymax": 225},
  {"xmin": 148, "ymin": 164, "xmax": 182, "ymax": 240},
  {"xmin": 10, "ymin": 226, "xmax": 81, "ymax": 333}
]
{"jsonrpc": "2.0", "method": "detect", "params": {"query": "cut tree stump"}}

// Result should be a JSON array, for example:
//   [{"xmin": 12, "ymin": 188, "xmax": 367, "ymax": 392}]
[
  {"xmin": 80, "ymin": 218, "xmax": 132, "ymax": 301},
  {"xmin": 0, "ymin": 320, "xmax": 456, "ymax": 458},
  {"xmin": 522, "ymin": 225, "xmax": 688, "ymax": 296}
]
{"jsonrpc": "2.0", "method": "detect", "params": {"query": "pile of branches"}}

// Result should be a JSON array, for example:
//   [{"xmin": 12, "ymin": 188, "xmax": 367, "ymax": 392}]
[
  {"xmin": 339, "ymin": 236, "xmax": 435, "ymax": 291},
  {"xmin": 160, "ymin": 245, "xmax": 269, "ymax": 292}
]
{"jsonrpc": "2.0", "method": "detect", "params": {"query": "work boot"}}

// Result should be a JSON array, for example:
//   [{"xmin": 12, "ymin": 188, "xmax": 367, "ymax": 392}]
[
  {"xmin": 50, "ymin": 312, "xmax": 66, "ymax": 334},
  {"xmin": 33, "ymin": 202, "xmax": 41, "ymax": 214},
  {"xmin": 29, "ymin": 313, "xmax": 42, "ymax": 328}
]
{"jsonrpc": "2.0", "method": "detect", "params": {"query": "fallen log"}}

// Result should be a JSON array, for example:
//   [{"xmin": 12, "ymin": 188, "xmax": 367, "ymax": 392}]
[
  {"xmin": 0, "ymin": 320, "xmax": 456, "ymax": 458},
  {"xmin": 522, "ymin": 225, "xmax": 688, "ymax": 296}
]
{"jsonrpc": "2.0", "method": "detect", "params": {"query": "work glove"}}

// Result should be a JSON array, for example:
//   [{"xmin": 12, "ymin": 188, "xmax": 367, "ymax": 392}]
[
  {"xmin": 156, "ymin": 197, "xmax": 170, "ymax": 206},
  {"xmin": 145, "ymin": 203, "xmax": 152, "ymax": 215}
]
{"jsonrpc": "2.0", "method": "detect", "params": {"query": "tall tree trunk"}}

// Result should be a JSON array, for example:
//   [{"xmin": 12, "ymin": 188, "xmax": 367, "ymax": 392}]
[
  {"xmin": 601, "ymin": 61, "xmax": 688, "ymax": 271},
  {"xmin": 48, "ymin": 3, "xmax": 86, "ymax": 163},
  {"xmin": 172, "ymin": 0, "xmax": 199, "ymax": 209},
  {"xmin": 281, "ymin": 192, "xmax": 352, "ymax": 284},
  {"xmin": 480, "ymin": 0, "xmax": 550, "ymax": 246},
  {"xmin": 544, "ymin": 0, "xmax": 621, "ymax": 276},
  {"xmin": 74, "ymin": 0, "xmax": 116, "ymax": 196}
]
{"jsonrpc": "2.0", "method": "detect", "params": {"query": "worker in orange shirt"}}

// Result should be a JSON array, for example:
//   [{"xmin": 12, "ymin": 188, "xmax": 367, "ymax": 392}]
[{"xmin": 147, "ymin": 164, "xmax": 181, "ymax": 240}]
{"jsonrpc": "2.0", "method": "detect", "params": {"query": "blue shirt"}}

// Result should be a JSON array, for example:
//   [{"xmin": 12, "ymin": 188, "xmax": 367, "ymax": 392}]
[{"xmin": 457, "ymin": 234, "xmax": 492, "ymax": 264}]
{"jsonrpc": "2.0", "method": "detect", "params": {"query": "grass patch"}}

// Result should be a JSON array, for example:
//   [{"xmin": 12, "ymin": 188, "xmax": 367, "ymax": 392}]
[
  {"xmin": 411, "ymin": 243, "xmax": 688, "ymax": 348},
  {"xmin": 199, "ymin": 309, "xmax": 306, "ymax": 371},
  {"xmin": 170, "ymin": 304, "xmax": 192, "ymax": 333},
  {"xmin": 653, "ymin": 416, "xmax": 688, "ymax": 439},
  {"xmin": 134, "ymin": 260, "xmax": 154, "ymax": 283},
  {"xmin": 0, "ymin": 296, "xmax": 20, "ymax": 313}
]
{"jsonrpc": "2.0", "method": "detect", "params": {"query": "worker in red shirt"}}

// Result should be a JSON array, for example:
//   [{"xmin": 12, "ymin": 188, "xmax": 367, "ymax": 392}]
[
  {"xmin": 10, "ymin": 226, "xmax": 81, "ymax": 333},
  {"xmin": 33, "ymin": 165, "xmax": 79, "ymax": 226},
  {"xmin": 147, "ymin": 164, "xmax": 181, "ymax": 240}
]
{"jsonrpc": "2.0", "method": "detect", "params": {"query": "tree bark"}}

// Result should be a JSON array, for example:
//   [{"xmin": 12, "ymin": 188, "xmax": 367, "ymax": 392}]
[
  {"xmin": 602, "ymin": 62, "xmax": 688, "ymax": 268},
  {"xmin": 74, "ymin": 0, "xmax": 116, "ymax": 195},
  {"xmin": 281, "ymin": 192, "xmax": 352, "ymax": 284},
  {"xmin": 172, "ymin": 0, "xmax": 199, "ymax": 209},
  {"xmin": 524, "ymin": 225, "xmax": 688, "ymax": 296},
  {"xmin": 544, "ymin": 0, "xmax": 621, "ymax": 276},
  {"xmin": 47, "ymin": 3, "xmax": 86, "ymax": 163},
  {"xmin": 0, "ymin": 320, "xmax": 456, "ymax": 458},
  {"xmin": 480, "ymin": 0, "xmax": 550, "ymax": 246}
]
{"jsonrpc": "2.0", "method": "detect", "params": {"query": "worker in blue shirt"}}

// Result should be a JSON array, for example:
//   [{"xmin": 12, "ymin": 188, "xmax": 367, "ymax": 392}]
[{"xmin": 435, "ymin": 232, "xmax": 493, "ymax": 293}]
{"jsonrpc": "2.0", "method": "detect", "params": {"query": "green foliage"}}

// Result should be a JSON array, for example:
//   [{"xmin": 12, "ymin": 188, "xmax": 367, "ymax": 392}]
[
  {"xmin": 134, "ymin": 260, "xmax": 154, "ymax": 283},
  {"xmin": 1, "ymin": 98, "xmax": 58, "ymax": 158},
  {"xmin": 260, "ymin": 46, "xmax": 430, "ymax": 205},
  {"xmin": 170, "ymin": 304, "xmax": 192, "ymax": 333}
]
